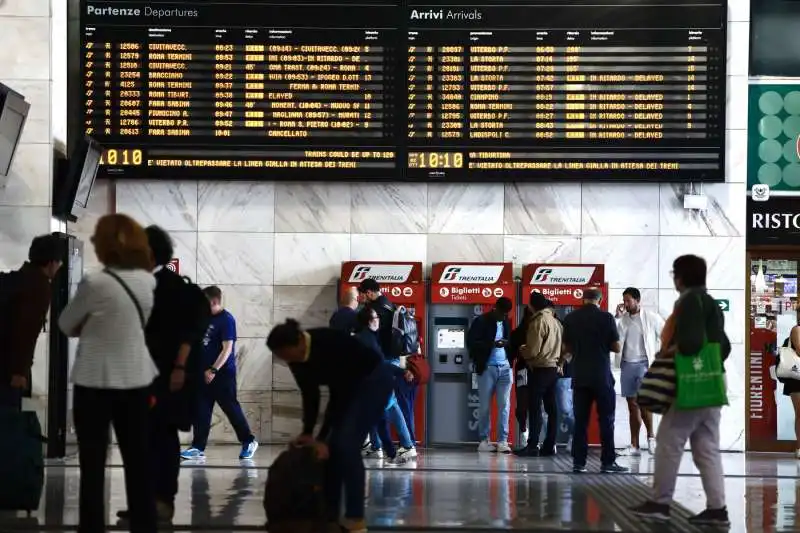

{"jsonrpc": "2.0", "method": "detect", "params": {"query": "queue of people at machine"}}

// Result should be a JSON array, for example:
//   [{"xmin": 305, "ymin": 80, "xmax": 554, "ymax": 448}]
[{"xmin": 0, "ymin": 216, "xmax": 748, "ymax": 531}]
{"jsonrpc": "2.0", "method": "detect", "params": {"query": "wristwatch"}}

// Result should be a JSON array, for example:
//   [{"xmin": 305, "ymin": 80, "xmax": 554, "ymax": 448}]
[{"xmin": 207, "ymin": 367, "xmax": 218, "ymax": 374}]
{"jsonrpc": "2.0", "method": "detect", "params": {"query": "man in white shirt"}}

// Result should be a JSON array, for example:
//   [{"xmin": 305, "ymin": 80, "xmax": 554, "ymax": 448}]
[{"xmin": 615, "ymin": 287, "xmax": 664, "ymax": 456}]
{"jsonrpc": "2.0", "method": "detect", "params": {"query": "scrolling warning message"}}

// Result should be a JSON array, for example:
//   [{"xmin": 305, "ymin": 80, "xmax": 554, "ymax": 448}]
[
  {"xmin": 80, "ymin": 1, "xmax": 399, "ymax": 178},
  {"xmin": 404, "ymin": 0, "xmax": 727, "ymax": 181},
  {"xmin": 78, "ymin": 0, "xmax": 726, "ymax": 181}
]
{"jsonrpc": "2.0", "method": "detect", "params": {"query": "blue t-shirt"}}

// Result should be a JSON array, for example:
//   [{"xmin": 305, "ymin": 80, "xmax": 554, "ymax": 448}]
[
  {"xmin": 202, "ymin": 310, "xmax": 237, "ymax": 372},
  {"xmin": 488, "ymin": 321, "xmax": 507, "ymax": 365}
]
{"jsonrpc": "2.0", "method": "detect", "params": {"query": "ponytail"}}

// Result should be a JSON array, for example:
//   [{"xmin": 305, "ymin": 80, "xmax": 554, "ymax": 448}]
[{"xmin": 267, "ymin": 319, "xmax": 303, "ymax": 351}]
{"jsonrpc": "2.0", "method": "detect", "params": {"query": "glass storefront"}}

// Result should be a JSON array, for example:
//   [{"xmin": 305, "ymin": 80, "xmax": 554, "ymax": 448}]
[{"xmin": 748, "ymin": 255, "xmax": 799, "ymax": 451}]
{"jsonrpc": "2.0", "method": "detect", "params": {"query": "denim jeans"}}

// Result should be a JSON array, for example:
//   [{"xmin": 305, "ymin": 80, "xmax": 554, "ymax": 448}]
[
  {"xmin": 555, "ymin": 377, "xmax": 575, "ymax": 441},
  {"xmin": 370, "ymin": 401, "xmax": 415, "ymax": 452},
  {"xmin": 478, "ymin": 363, "xmax": 512, "ymax": 442}
]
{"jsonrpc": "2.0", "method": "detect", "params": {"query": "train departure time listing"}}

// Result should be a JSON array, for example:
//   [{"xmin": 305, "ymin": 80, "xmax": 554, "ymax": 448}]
[{"xmin": 77, "ymin": 0, "xmax": 727, "ymax": 181}]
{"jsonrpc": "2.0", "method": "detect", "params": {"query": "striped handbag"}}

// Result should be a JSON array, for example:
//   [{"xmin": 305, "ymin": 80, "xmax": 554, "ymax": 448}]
[{"xmin": 637, "ymin": 357, "xmax": 676, "ymax": 414}]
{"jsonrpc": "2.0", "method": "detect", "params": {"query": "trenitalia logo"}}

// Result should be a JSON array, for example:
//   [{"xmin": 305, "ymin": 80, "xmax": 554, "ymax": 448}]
[
  {"xmin": 439, "ymin": 265, "xmax": 503, "ymax": 284},
  {"xmin": 347, "ymin": 264, "xmax": 413, "ymax": 284},
  {"xmin": 531, "ymin": 266, "xmax": 596, "ymax": 285}
]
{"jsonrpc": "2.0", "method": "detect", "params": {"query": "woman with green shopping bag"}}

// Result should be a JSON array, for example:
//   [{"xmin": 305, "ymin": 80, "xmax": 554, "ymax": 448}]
[{"xmin": 630, "ymin": 255, "xmax": 731, "ymax": 527}]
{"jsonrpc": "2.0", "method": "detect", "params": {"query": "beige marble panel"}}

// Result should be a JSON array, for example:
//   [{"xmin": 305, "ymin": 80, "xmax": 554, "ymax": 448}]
[
  {"xmin": 427, "ymin": 234, "xmax": 503, "ymax": 264},
  {"xmin": 0, "ymin": 143, "xmax": 50, "ymax": 206},
  {"xmin": 727, "ymin": 21, "xmax": 749, "ymax": 77},
  {"xmin": 0, "ymin": 0, "xmax": 50, "ymax": 16},
  {"xmin": 503, "ymin": 235, "xmax": 582, "ymax": 271},
  {"xmin": 504, "ymin": 183, "xmax": 582, "ymax": 235},
  {"xmin": 273, "ymin": 285, "xmax": 338, "ymax": 329},
  {"xmin": 0, "ymin": 206, "xmax": 50, "ymax": 270},
  {"xmin": 116, "ymin": 180, "xmax": 198, "ymax": 231},
  {"xmin": 658, "ymin": 236, "xmax": 746, "ymax": 290},
  {"xmin": 216, "ymin": 285, "xmax": 273, "ymax": 339},
  {"xmin": 726, "ymin": 76, "xmax": 748, "ymax": 130},
  {"xmin": 659, "ymin": 182, "xmax": 745, "ymax": 237},
  {"xmin": 235, "ymin": 338, "xmax": 273, "ymax": 392},
  {"xmin": 581, "ymin": 235, "xmax": 660, "ymax": 289},
  {"xmin": 0, "ymin": 17, "xmax": 50, "ymax": 79},
  {"xmin": 273, "ymin": 233, "xmax": 350, "ymax": 286},
  {"xmin": 726, "ymin": 129, "xmax": 747, "ymax": 183},
  {"xmin": 270, "ymin": 390, "xmax": 329, "ymax": 442},
  {"xmin": 197, "ymin": 181, "xmax": 275, "ymax": 233},
  {"xmin": 275, "ymin": 183, "xmax": 351, "ymax": 233},
  {"xmin": 349, "ymin": 233, "xmax": 427, "ymax": 263},
  {"xmin": 428, "ymin": 184, "xmax": 504, "ymax": 234},
  {"xmin": 351, "ymin": 183, "xmax": 427, "ymax": 233},
  {"xmin": 272, "ymin": 359, "xmax": 298, "ymax": 391},
  {"xmin": 581, "ymin": 184, "xmax": 660, "ymax": 236},
  {"xmin": 197, "ymin": 232, "xmax": 274, "ymax": 285},
  {"xmin": 208, "ymin": 402, "xmax": 263, "ymax": 444}
]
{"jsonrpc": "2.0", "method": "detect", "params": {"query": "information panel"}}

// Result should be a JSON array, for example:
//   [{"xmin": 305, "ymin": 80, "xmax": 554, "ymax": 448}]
[
  {"xmin": 80, "ymin": 1, "xmax": 399, "ymax": 178},
  {"xmin": 405, "ymin": 1, "xmax": 726, "ymax": 180},
  {"xmin": 77, "ymin": 0, "xmax": 727, "ymax": 181}
]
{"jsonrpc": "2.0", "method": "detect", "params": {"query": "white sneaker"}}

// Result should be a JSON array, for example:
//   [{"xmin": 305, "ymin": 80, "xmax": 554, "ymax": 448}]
[
  {"xmin": 362, "ymin": 448, "xmax": 384, "ymax": 459},
  {"xmin": 397, "ymin": 447, "xmax": 417, "ymax": 460},
  {"xmin": 619, "ymin": 446, "xmax": 641, "ymax": 457},
  {"xmin": 648, "ymin": 437, "xmax": 657, "ymax": 453},
  {"xmin": 478, "ymin": 440, "xmax": 496, "ymax": 452},
  {"xmin": 496, "ymin": 441, "xmax": 512, "ymax": 454},
  {"xmin": 386, "ymin": 454, "xmax": 408, "ymax": 466}
]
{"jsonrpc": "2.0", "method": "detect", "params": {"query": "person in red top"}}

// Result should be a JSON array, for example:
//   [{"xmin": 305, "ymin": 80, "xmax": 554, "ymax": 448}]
[{"xmin": 0, "ymin": 234, "xmax": 63, "ymax": 410}]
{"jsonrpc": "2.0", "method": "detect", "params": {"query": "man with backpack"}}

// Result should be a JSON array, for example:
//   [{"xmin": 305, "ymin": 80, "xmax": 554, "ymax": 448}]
[
  {"xmin": 117, "ymin": 226, "xmax": 211, "ymax": 524},
  {"xmin": 0, "ymin": 234, "xmax": 63, "ymax": 410}
]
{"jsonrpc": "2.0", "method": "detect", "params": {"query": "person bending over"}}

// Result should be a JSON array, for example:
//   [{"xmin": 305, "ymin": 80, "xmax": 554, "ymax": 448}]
[{"xmin": 267, "ymin": 319, "xmax": 396, "ymax": 533}]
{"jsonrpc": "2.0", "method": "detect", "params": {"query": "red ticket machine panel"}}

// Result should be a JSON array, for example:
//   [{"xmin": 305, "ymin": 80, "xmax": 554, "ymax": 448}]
[
  {"xmin": 522, "ymin": 264, "xmax": 607, "ymax": 447},
  {"xmin": 339, "ymin": 261, "xmax": 427, "ymax": 444}
]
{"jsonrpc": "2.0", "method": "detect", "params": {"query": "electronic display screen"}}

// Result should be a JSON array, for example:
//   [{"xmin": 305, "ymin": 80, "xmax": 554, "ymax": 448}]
[
  {"xmin": 437, "ymin": 328, "xmax": 465, "ymax": 349},
  {"xmin": 78, "ymin": 0, "xmax": 727, "ymax": 181}
]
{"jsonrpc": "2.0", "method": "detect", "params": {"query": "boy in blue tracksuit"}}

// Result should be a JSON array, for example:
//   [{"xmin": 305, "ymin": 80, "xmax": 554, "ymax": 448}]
[{"xmin": 181, "ymin": 286, "xmax": 258, "ymax": 460}]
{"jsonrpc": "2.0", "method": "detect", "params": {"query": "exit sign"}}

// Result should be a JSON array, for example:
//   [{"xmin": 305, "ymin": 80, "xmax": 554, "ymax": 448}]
[{"xmin": 716, "ymin": 299, "xmax": 730, "ymax": 312}]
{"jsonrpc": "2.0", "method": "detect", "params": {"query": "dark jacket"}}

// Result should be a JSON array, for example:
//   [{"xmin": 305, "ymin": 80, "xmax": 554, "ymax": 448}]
[
  {"xmin": 563, "ymin": 304, "xmax": 619, "ymax": 388},
  {"xmin": 509, "ymin": 319, "xmax": 529, "ymax": 373},
  {"xmin": 0, "ymin": 263, "xmax": 51, "ymax": 383},
  {"xmin": 366, "ymin": 294, "xmax": 395, "ymax": 358},
  {"xmin": 289, "ymin": 328, "xmax": 384, "ymax": 439},
  {"xmin": 467, "ymin": 312, "xmax": 511, "ymax": 375},
  {"xmin": 355, "ymin": 328, "xmax": 385, "ymax": 359},
  {"xmin": 673, "ymin": 287, "xmax": 730, "ymax": 366},
  {"xmin": 329, "ymin": 306, "xmax": 357, "ymax": 335},
  {"xmin": 145, "ymin": 268, "xmax": 210, "ymax": 429}
]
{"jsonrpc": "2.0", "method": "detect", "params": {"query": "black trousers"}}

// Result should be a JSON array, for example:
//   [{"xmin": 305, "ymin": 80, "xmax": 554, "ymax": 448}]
[
  {"xmin": 572, "ymin": 383, "xmax": 617, "ymax": 467},
  {"xmin": 150, "ymin": 398, "xmax": 181, "ymax": 506},
  {"xmin": 527, "ymin": 367, "xmax": 559, "ymax": 449},
  {"xmin": 73, "ymin": 385, "xmax": 156, "ymax": 533}
]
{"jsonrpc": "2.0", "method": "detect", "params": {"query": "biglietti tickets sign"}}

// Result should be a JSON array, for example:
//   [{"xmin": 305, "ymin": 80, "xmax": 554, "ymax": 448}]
[
  {"xmin": 430, "ymin": 262, "xmax": 513, "ymax": 304},
  {"xmin": 747, "ymin": 196, "xmax": 800, "ymax": 246},
  {"xmin": 522, "ymin": 263, "xmax": 605, "ymax": 306}
]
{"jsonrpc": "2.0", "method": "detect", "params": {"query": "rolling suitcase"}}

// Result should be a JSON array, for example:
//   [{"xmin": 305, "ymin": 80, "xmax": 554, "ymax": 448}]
[
  {"xmin": 0, "ymin": 409, "xmax": 45, "ymax": 513},
  {"xmin": 264, "ymin": 446, "xmax": 333, "ymax": 533}
]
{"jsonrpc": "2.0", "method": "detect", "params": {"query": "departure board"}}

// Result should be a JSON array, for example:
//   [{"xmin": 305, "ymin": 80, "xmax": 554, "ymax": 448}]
[{"xmin": 76, "ymin": 0, "xmax": 727, "ymax": 181}]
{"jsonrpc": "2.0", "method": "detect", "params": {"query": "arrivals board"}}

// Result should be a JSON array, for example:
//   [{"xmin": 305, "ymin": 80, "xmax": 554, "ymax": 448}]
[{"xmin": 77, "ymin": 0, "xmax": 727, "ymax": 181}]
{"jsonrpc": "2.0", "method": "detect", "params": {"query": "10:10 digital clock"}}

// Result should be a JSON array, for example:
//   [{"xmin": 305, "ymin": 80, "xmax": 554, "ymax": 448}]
[{"xmin": 407, "ymin": 152, "xmax": 465, "ymax": 169}]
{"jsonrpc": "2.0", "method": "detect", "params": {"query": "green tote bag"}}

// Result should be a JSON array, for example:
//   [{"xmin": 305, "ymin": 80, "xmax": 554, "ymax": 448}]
[{"xmin": 674, "ymin": 297, "xmax": 728, "ymax": 410}]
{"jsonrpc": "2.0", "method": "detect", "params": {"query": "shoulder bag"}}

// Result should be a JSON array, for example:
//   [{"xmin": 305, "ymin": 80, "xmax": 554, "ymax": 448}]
[{"xmin": 104, "ymin": 269, "xmax": 145, "ymax": 329}]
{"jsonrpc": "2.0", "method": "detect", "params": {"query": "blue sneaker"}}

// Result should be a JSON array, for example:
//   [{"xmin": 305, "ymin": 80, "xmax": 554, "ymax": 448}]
[
  {"xmin": 180, "ymin": 447, "xmax": 204, "ymax": 460},
  {"xmin": 240, "ymin": 439, "xmax": 258, "ymax": 460}
]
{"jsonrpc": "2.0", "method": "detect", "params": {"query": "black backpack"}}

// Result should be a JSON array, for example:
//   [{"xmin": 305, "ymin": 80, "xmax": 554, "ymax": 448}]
[
  {"xmin": 264, "ymin": 446, "xmax": 327, "ymax": 529},
  {"xmin": 0, "ymin": 270, "xmax": 23, "ymax": 334},
  {"xmin": 391, "ymin": 306, "xmax": 420, "ymax": 357}
]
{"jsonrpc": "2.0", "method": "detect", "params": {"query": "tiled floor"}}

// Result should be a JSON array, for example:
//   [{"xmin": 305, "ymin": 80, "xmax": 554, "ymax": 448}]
[{"xmin": 2, "ymin": 446, "xmax": 800, "ymax": 532}]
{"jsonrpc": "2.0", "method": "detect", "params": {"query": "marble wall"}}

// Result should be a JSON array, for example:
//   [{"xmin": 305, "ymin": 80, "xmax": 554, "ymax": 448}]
[
  {"xmin": 62, "ymin": 0, "xmax": 751, "ymax": 449},
  {"xmin": 0, "ymin": 0, "xmax": 54, "ymax": 427}
]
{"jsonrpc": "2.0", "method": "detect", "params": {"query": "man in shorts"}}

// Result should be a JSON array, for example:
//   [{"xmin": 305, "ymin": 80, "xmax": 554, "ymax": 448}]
[{"xmin": 615, "ymin": 287, "xmax": 664, "ymax": 456}]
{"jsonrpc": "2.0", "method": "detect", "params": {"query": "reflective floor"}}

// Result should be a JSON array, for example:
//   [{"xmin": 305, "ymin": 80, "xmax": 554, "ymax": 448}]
[{"xmin": 1, "ymin": 446, "xmax": 800, "ymax": 532}]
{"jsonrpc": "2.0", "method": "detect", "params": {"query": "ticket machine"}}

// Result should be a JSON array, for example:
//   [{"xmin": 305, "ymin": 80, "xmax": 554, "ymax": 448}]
[
  {"xmin": 338, "ymin": 261, "xmax": 427, "ymax": 443},
  {"xmin": 521, "ymin": 263, "xmax": 607, "ymax": 446},
  {"xmin": 428, "ymin": 262, "xmax": 518, "ymax": 446}
]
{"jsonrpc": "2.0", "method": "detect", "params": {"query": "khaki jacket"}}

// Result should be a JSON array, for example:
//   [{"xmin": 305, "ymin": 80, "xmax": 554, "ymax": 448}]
[{"xmin": 521, "ymin": 308, "xmax": 562, "ymax": 368}]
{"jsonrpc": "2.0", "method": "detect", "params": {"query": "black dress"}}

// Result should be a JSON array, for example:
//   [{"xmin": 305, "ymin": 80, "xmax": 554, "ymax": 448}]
[{"xmin": 781, "ymin": 328, "xmax": 800, "ymax": 396}]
